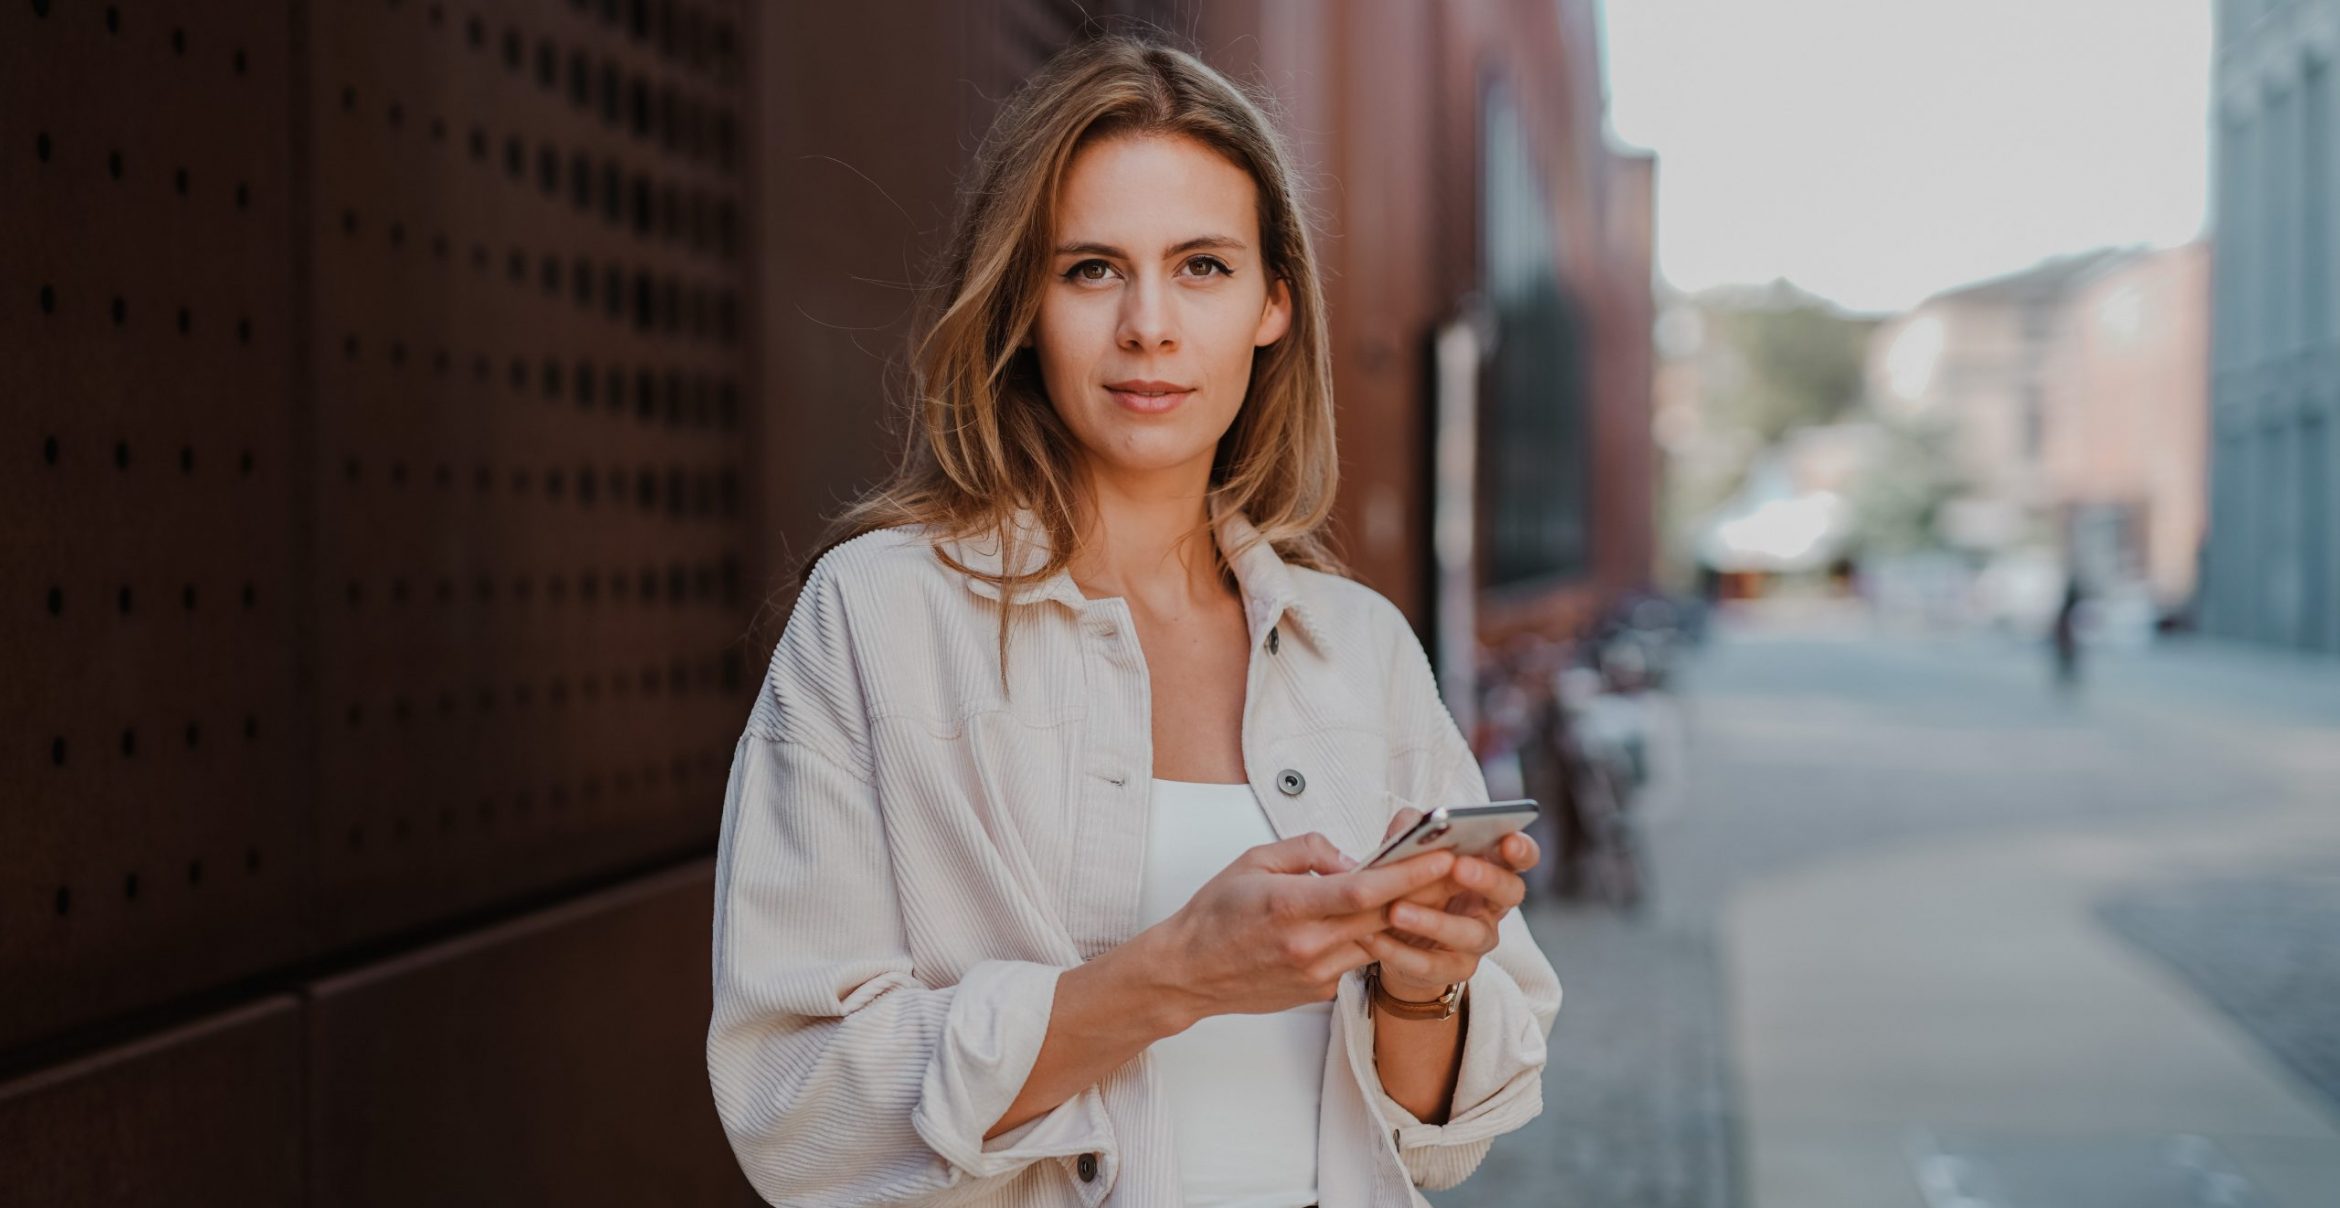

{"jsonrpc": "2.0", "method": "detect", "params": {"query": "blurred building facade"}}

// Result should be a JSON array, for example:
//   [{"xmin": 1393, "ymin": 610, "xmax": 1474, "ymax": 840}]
[
  {"xmin": 1865, "ymin": 244, "xmax": 2209, "ymax": 625},
  {"xmin": 2, "ymin": 1, "xmax": 1649, "ymax": 1203},
  {"xmin": 1868, "ymin": 251, "xmax": 2127, "ymax": 555},
  {"xmin": 2039, "ymin": 243, "xmax": 2212, "ymax": 611},
  {"xmin": 2203, "ymin": 0, "xmax": 2340, "ymax": 652}
]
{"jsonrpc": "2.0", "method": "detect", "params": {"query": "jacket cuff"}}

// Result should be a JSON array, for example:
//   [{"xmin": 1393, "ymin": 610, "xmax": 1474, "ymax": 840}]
[
  {"xmin": 1364, "ymin": 958, "xmax": 1547, "ymax": 1181},
  {"xmin": 910, "ymin": 960, "xmax": 1119, "ymax": 1196}
]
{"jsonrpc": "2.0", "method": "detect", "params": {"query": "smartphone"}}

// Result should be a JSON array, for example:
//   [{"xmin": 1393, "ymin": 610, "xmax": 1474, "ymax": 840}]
[{"xmin": 1358, "ymin": 800, "xmax": 1540, "ymax": 870}]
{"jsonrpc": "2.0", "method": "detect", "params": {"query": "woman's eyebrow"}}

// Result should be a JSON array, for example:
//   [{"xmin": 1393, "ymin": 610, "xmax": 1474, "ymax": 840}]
[{"xmin": 1053, "ymin": 234, "xmax": 1248, "ymax": 258}]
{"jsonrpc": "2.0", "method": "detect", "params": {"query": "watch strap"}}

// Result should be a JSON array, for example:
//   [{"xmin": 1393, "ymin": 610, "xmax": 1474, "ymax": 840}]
[{"xmin": 1365, "ymin": 963, "xmax": 1465, "ymax": 1020}]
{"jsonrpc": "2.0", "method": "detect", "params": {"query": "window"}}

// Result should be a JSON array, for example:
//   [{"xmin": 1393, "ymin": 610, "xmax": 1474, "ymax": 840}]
[{"xmin": 1479, "ymin": 79, "xmax": 1591, "ymax": 587}]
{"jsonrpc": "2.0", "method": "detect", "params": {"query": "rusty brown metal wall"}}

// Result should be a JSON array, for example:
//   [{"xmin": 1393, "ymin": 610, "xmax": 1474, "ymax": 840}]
[
  {"xmin": 4, "ymin": 0, "xmax": 752, "ymax": 1054},
  {"xmin": 303, "ymin": 861, "xmax": 739, "ymax": 1206},
  {"xmin": 0, "ymin": 865, "xmax": 736, "ymax": 1206},
  {"xmin": 301, "ymin": 0, "xmax": 752, "ymax": 962},
  {"xmin": 3, "ymin": 0, "xmax": 759, "ymax": 1201},
  {"xmin": 0, "ymin": 998, "xmax": 305, "ymax": 1205},
  {"xmin": 3, "ymin": 0, "xmax": 310, "ymax": 1063}
]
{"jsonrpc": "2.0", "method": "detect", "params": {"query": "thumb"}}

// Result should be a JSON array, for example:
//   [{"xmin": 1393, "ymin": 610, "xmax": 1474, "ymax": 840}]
[
  {"xmin": 1382, "ymin": 807, "xmax": 1423, "ymax": 843},
  {"xmin": 1251, "ymin": 832, "xmax": 1358, "ymax": 876}
]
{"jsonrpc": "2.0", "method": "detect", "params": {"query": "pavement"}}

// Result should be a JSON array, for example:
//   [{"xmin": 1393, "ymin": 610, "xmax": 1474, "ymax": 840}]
[{"xmin": 1432, "ymin": 607, "xmax": 2340, "ymax": 1208}]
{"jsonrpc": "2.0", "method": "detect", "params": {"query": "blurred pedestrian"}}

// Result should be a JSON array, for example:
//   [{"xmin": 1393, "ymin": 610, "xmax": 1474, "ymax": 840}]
[{"xmin": 2051, "ymin": 572, "xmax": 2085, "ymax": 696}]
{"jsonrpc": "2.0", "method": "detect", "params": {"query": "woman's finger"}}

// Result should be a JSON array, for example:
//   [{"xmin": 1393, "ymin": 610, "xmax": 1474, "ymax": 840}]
[
  {"xmin": 1451, "ymin": 854, "xmax": 1528, "ymax": 914},
  {"xmin": 1381, "ymin": 807, "xmax": 1422, "ymax": 844},
  {"xmin": 1389, "ymin": 900, "xmax": 1496, "ymax": 954},
  {"xmin": 1305, "ymin": 938, "xmax": 1381, "ymax": 986},
  {"xmin": 1363, "ymin": 933, "xmax": 1467, "ymax": 988}
]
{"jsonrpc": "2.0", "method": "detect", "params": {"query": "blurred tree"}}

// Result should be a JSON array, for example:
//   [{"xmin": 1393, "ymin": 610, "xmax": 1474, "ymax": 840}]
[
  {"xmin": 1846, "ymin": 411, "xmax": 1967, "ymax": 554},
  {"xmin": 1703, "ymin": 280, "xmax": 1876, "ymax": 443},
  {"xmin": 1654, "ymin": 280, "xmax": 1879, "ymax": 585}
]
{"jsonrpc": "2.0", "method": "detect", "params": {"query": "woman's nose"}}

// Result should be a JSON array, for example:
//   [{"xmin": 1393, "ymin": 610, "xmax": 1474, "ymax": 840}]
[{"xmin": 1117, "ymin": 276, "xmax": 1178, "ymax": 348}]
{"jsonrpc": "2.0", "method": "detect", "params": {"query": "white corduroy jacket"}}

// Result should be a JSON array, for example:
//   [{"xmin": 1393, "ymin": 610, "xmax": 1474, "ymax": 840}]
[{"xmin": 707, "ymin": 504, "xmax": 1562, "ymax": 1207}]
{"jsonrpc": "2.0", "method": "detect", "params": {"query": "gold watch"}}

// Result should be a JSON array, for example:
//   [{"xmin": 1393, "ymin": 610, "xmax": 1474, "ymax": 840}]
[{"xmin": 1365, "ymin": 962, "xmax": 1466, "ymax": 1021}]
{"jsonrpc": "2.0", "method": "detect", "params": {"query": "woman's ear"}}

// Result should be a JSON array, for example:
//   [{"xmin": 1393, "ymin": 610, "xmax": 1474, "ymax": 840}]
[{"xmin": 1254, "ymin": 276, "xmax": 1293, "ymax": 348}]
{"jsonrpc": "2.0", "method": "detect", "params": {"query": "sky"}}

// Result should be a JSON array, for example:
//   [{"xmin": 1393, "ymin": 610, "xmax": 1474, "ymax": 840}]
[{"xmin": 1599, "ymin": 0, "xmax": 2215, "ymax": 315}]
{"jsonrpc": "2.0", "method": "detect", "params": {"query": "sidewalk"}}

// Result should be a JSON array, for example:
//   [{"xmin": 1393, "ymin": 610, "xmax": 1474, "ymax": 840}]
[
  {"xmin": 1731, "ymin": 819, "xmax": 2340, "ymax": 1206},
  {"xmin": 1724, "ymin": 636, "xmax": 2340, "ymax": 1207}
]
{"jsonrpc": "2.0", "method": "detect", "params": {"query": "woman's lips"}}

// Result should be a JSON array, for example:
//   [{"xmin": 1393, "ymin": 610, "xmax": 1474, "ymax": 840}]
[{"xmin": 1106, "ymin": 387, "xmax": 1192, "ymax": 414}]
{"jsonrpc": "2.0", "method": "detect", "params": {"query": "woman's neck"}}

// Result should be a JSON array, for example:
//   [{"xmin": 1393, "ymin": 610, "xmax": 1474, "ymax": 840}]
[{"xmin": 1064, "ymin": 479, "xmax": 1232, "ymax": 609}]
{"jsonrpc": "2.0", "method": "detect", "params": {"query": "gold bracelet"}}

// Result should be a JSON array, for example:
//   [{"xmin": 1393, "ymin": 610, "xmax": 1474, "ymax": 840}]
[{"xmin": 1365, "ymin": 963, "xmax": 1466, "ymax": 1021}]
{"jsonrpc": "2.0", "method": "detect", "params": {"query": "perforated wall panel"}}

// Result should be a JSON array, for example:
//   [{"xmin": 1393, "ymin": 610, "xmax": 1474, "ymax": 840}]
[
  {"xmin": 303, "ymin": 0, "xmax": 752, "ymax": 948},
  {"xmin": 2, "ymin": 0, "xmax": 754, "ymax": 1055},
  {"xmin": 1, "ymin": 0, "xmax": 308, "ymax": 1056}
]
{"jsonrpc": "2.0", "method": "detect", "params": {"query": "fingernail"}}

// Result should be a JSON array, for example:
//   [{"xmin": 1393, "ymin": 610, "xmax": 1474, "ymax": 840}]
[{"xmin": 1335, "ymin": 853, "xmax": 1358, "ymax": 871}]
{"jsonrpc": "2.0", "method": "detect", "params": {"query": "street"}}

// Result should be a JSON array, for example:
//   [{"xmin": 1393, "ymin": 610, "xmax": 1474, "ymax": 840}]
[{"xmin": 1437, "ymin": 608, "xmax": 2340, "ymax": 1208}]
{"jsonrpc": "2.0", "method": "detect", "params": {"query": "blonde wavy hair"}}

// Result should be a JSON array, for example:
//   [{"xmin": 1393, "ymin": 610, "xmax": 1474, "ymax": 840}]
[{"xmin": 781, "ymin": 29, "xmax": 1350, "ymax": 680}]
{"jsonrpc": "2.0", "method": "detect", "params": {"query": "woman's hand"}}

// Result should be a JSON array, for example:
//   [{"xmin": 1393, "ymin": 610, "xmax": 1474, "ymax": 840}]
[
  {"xmin": 1363, "ymin": 808, "xmax": 1540, "ymax": 1002},
  {"xmin": 1146, "ymin": 832, "xmax": 1458, "ymax": 1026}
]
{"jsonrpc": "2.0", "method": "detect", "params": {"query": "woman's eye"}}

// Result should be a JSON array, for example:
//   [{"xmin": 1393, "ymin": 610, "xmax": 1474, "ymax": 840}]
[{"xmin": 1060, "ymin": 257, "xmax": 1233, "ymax": 283}]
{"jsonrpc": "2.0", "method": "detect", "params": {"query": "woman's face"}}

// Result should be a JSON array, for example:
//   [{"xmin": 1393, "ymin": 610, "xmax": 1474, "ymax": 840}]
[{"xmin": 1030, "ymin": 133, "xmax": 1292, "ymax": 489}]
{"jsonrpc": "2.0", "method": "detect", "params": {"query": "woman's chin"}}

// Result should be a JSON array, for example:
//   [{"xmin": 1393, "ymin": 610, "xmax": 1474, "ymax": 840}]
[{"xmin": 1091, "ymin": 438, "xmax": 1221, "ymax": 474}]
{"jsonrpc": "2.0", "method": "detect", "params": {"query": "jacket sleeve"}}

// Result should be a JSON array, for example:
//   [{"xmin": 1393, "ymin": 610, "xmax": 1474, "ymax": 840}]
[
  {"xmin": 706, "ymin": 561, "xmax": 1118, "ymax": 1206},
  {"xmin": 1357, "ymin": 602, "xmax": 1564, "ymax": 1191}
]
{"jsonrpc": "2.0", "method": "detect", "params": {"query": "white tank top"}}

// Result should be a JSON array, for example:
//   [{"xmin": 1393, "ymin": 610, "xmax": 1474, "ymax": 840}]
[{"xmin": 1136, "ymin": 777, "xmax": 1328, "ymax": 1208}]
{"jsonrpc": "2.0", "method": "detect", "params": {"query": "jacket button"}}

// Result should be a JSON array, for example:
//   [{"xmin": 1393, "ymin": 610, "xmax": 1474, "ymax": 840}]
[
  {"xmin": 1276, "ymin": 768, "xmax": 1305, "ymax": 796},
  {"xmin": 1076, "ymin": 1152, "xmax": 1098, "ymax": 1182},
  {"xmin": 1267, "ymin": 625, "xmax": 1280, "ymax": 653}
]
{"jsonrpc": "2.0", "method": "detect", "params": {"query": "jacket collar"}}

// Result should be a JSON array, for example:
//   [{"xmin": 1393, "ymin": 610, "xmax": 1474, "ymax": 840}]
[{"xmin": 939, "ymin": 503, "xmax": 1323, "ymax": 652}]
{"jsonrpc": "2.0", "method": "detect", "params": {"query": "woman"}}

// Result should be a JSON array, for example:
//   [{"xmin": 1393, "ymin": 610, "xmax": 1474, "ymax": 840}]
[{"xmin": 708, "ymin": 32, "xmax": 1561, "ymax": 1207}]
